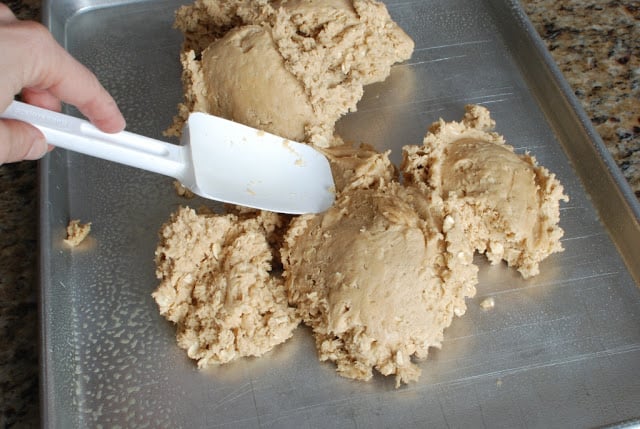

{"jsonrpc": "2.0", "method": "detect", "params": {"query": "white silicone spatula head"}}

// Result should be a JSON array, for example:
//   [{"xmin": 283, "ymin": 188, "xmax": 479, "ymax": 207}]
[
  {"xmin": 1, "ymin": 101, "xmax": 335, "ymax": 214},
  {"xmin": 181, "ymin": 113, "xmax": 335, "ymax": 213}
]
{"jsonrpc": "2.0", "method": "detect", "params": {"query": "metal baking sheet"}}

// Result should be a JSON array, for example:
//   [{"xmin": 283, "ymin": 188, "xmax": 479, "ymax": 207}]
[{"xmin": 40, "ymin": 0, "xmax": 640, "ymax": 427}]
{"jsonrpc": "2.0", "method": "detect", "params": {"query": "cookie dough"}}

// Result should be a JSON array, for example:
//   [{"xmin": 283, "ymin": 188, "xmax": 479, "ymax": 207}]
[
  {"xmin": 153, "ymin": 207, "xmax": 298, "ymax": 366},
  {"xmin": 156, "ymin": 0, "xmax": 567, "ymax": 383},
  {"xmin": 64, "ymin": 219, "xmax": 91, "ymax": 247},
  {"xmin": 402, "ymin": 105, "xmax": 569, "ymax": 278},
  {"xmin": 154, "ymin": 105, "xmax": 569, "ymax": 385},
  {"xmin": 168, "ymin": 0, "xmax": 414, "ymax": 146},
  {"xmin": 323, "ymin": 143, "xmax": 397, "ymax": 193}
]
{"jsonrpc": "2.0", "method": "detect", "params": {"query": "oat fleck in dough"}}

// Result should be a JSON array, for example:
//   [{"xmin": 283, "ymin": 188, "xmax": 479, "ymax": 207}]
[
  {"xmin": 64, "ymin": 219, "xmax": 91, "ymax": 247},
  {"xmin": 153, "ymin": 207, "xmax": 298, "ymax": 366},
  {"xmin": 167, "ymin": 0, "xmax": 414, "ymax": 146},
  {"xmin": 173, "ymin": 180, "xmax": 195, "ymax": 198}
]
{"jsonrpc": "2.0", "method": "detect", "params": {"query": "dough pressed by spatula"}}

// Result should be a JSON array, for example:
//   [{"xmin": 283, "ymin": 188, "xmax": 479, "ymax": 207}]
[{"xmin": 167, "ymin": 0, "xmax": 414, "ymax": 147}]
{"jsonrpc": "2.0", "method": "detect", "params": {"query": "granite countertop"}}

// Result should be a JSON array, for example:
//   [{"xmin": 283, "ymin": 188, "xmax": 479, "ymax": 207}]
[{"xmin": 0, "ymin": 0, "xmax": 638, "ymax": 427}]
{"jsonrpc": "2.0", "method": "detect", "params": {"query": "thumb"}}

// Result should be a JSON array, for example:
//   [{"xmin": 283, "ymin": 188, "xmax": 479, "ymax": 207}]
[{"xmin": 0, "ymin": 118, "xmax": 48, "ymax": 164}]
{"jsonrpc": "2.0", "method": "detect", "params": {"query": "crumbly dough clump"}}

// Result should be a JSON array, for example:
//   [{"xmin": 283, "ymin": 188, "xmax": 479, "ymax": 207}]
[
  {"xmin": 322, "ymin": 143, "xmax": 397, "ymax": 193},
  {"xmin": 64, "ymin": 219, "xmax": 91, "ymax": 247},
  {"xmin": 153, "ymin": 207, "xmax": 298, "ymax": 366},
  {"xmin": 402, "ymin": 105, "xmax": 569, "ymax": 278},
  {"xmin": 168, "ymin": 0, "xmax": 414, "ymax": 146}
]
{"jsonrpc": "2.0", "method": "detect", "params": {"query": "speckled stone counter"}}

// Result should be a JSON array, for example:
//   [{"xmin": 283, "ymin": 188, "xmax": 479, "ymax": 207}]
[
  {"xmin": 0, "ymin": 0, "xmax": 638, "ymax": 427},
  {"xmin": 1, "ymin": 2, "xmax": 43, "ymax": 427},
  {"xmin": 522, "ymin": 0, "xmax": 640, "ymax": 196}
]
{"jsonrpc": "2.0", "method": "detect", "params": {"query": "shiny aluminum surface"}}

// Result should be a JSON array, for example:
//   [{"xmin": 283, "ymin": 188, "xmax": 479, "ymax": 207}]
[{"xmin": 40, "ymin": 0, "xmax": 640, "ymax": 427}]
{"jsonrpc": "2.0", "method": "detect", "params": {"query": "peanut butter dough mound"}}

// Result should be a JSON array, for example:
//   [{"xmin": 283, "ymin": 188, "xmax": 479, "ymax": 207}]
[
  {"xmin": 402, "ymin": 105, "xmax": 569, "ymax": 278},
  {"xmin": 153, "ymin": 207, "xmax": 299, "ymax": 367},
  {"xmin": 168, "ymin": 0, "xmax": 414, "ymax": 146},
  {"xmin": 282, "ymin": 182, "xmax": 477, "ymax": 387}
]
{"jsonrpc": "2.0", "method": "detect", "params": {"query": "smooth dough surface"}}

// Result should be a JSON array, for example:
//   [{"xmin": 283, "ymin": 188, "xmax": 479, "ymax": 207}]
[
  {"xmin": 282, "ymin": 181, "xmax": 477, "ymax": 387},
  {"xmin": 201, "ymin": 25, "xmax": 314, "ymax": 142}
]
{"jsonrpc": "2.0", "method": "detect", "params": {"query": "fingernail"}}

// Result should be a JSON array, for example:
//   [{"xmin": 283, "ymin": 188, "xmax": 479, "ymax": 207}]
[{"xmin": 25, "ymin": 132, "xmax": 48, "ymax": 160}]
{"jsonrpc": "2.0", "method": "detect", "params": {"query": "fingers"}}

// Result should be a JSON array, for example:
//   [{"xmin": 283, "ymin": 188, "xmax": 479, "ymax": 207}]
[
  {"xmin": 0, "ymin": 3, "xmax": 15, "ymax": 22},
  {"xmin": 0, "ymin": 8, "xmax": 126, "ymax": 133},
  {"xmin": 0, "ymin": 119, "xmax": 47, "ymax": 165},
  {"xmin": 0, "ymin": 4, "xmax": 46, "ymax": 165},
  {"xmin": 0, "ymin": 4, "xmax": 126, "ymax": 165},
  {"xmin": 24, "ymin": 26, "xmax": 127, "ymax": 133},
  {"xmin": 21, "ymin": 87, "xmax": 62, "ymax": 113}
]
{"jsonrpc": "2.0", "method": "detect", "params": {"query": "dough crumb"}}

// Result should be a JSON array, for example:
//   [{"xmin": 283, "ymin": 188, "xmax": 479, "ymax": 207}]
[
  {"xmin": 64, "ymin": 220, "xmax": 91, "ymax": 247},
  {"xmin": 173, "ymin": 180, "xmax": 195, "ymax": 198},
  {"xmin": 480, "ymin": 297, "xmax": 495, "ymax": 311}
]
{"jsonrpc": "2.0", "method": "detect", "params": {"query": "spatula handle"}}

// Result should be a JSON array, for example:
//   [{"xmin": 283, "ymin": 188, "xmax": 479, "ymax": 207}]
[{"xmin": 1, "ymin": 100, "xmax": 186, "ymax": 179}]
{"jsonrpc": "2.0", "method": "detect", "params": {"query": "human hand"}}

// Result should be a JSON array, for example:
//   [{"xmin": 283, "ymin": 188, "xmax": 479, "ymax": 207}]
[{"xmin": 0, "ymin": 3, "xmax": 126, "ymax": 165}]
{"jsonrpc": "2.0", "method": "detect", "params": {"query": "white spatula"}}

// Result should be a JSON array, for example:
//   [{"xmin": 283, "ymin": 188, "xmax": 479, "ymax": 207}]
[{"xmin": 2, "ymin": 100, "xmax": 335, "ymax": 214}]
